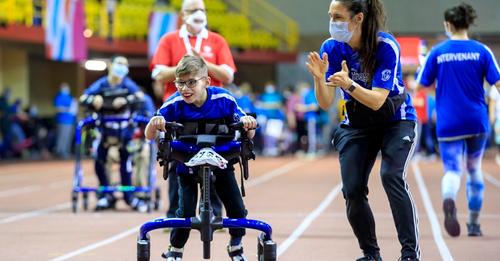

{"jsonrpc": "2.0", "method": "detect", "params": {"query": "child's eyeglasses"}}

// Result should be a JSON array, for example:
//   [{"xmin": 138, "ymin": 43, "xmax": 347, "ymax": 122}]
[{"xmin": 174, "ymin": 77, "xmax": 206, "ymax": 89}]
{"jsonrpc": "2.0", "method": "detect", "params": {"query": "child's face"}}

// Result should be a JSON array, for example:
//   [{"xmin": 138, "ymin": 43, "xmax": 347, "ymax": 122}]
[{"xmin": 175, "ymin": 72, "xmax": 210, "ymax": 107}]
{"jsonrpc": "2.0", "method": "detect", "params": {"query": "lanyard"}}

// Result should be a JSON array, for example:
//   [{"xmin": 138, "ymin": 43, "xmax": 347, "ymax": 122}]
[{"xmin": 182, "ymin": 34, "xmax": 203, "ymax": 55}]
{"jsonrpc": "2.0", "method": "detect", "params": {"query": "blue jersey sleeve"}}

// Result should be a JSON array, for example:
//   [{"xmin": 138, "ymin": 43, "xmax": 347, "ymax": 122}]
[
  {"xmin": 320, "ymin": 39, "xmax": 341, "ymax": 81},
  {"xmin": 123, "ymin": 77, "xmax": 141, "ymax": 94},
  {"xmin": 228, "ymin": 94, "xmax": 246, "ymax": 122},
  {"xmin": 416, "ymin": 48, "xmax": 438, "ymax": 87},
  {"xmin": 372, "ymin": 39, "xmax": 399, "ymax": 90},
  {"xmin": 84, "ymin": 78, "xmax": 105, "ymax": 95},
  {"xmin": 483, "ymin": 45, "xmax": 500, "ymax": 85}
]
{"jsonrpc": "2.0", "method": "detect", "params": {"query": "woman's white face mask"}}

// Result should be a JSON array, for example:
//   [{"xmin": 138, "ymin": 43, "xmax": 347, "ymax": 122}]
[
  {"xmin": 185, "ymin": 10, "xmax": 207, "ymax": 34},
  {"xmin": 443, "ymin": 22, "xmax": 452, "ymax": 38},
  {"xmin": 329, "ymin": 20, "xmax": 353, "ymax": 43}
]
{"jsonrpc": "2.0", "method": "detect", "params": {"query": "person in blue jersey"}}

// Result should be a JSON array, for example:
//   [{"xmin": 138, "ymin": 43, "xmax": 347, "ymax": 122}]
[
  {"xmin": 79, "ymin": 56, "xmax": 148, "ymax": 212},
  {"xmin": 53, "ymin": 83, "xmax": 77, "ymax": 159},
  {"xmin": 416, "ymin": 3, "xmax": 500, "ymax": 238},
  {"xmin": 145, "ymin": 55, "xmax": 256, "ymax": 261},
  {"xmin": 306, "ymin": 1, "xmax": 419, "ymax": 260}
]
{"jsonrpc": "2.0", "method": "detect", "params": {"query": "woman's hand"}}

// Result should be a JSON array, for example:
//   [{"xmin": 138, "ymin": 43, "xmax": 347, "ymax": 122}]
[
  {"xmin": 306, "ymin": 52, "xmax": 329, "ymax": 79},
  {"xmin": 329, "ymin": 60, "xmax": 352, "ymax": 89}
]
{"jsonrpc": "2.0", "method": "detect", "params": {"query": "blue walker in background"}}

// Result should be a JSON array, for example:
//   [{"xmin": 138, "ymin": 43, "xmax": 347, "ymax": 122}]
[
  {"xmin": 137, "ymin": 122, "xmax": 277, "ymax": 260},
  {"xmin": 71, "ymin": 114, "xmax": 161, "ymax": 213}
]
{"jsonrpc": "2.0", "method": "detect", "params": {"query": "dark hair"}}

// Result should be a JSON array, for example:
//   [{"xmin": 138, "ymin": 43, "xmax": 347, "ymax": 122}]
[
  {"xmin": 175, "ymin": 54, "xmax": 208, "ymax": 77},
  {"xmin": 444, "ymin": 2, "xmax": 476, "ymax": 30},
  {"xmin": 336, "ymin": 0, "xmax": 386, "ymax": 76}
]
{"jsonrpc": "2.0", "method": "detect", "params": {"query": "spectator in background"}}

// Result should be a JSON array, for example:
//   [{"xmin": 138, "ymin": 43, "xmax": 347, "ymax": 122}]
[
  {"xmin": 232, "ymin": 82, "xmax": 256, "ymax": 114},
  {"xmin": 296, "ymin": 82, "xmax": 319, "ymax": 157},
  {"xmin": 0, "ymin": 88, "xmax": 12, "ymax": 158},
  {"xmin": 106, "ymin": 0, "xmax": 118, "ymax": 42},
  {"xmin": 54, "ymin": 83, "xmax": 78, "ymax": 159},
  {"xmin": 256, "ymin": 82, "xmax": 285, "ymax": 156},
  {"xmin": 286, "ymin": 84, "xmax": 306, "ymax": 154}
]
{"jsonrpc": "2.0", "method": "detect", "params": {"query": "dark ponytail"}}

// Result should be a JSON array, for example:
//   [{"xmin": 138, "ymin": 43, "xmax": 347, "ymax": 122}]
[
  {"xmin": 444, "ymin": 2, "xmax": 477, "ymax": 30},
  {"xmin": 338, "ymin": 0, "xmax": 386, "ymax": 76}
]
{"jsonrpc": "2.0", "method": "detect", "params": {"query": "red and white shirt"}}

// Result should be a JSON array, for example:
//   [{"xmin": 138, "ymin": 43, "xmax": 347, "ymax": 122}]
[{"xmin": 151, "ymin": 25, "xmax": 236, "ymax": 101}]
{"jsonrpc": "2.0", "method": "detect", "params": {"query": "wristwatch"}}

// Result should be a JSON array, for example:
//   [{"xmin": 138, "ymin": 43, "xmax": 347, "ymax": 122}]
[{"xmin": 346, "ymin": 81, "xmax": 356, "ymax": 93}]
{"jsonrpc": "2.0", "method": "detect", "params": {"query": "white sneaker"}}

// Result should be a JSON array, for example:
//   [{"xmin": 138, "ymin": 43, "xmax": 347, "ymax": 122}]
[
  {"xmin": 227, "ymin": 244, "xmax": 247, "ymax": 261},
  {"xmin": 161, "ymin": 246, "xmax": 183, "ymax": 261},
  {"xmin": 131, "ymin": 197, "xmax": 148, "ymax": 213},
  {"xmin": 95, "ymin": 196, "xmax": 115, "ymax": 210}
]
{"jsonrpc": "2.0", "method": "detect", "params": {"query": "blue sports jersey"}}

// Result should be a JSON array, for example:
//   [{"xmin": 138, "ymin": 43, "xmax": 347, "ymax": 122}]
[
  {"xmin": 157, "ymin": 86, "xmax": 246, "ymax": 124},
  {"xmin": 54, "ymin": 92, "xmax": 76, "ymax": 124},
  {"xmin": 304, "ymin": 89, "xmax": 318, "ymax": 121},
  {"xmin": 157, "ymin": 87, "xmax": 246, "ymax": 175},
  {"xmin": 84, "ymin": 76, "xmax": 140, "ymax": 96},
  {"xmin": 417, "ymin": 39, "xmax": 500, "ymax": 139},
  {"xmin": 320, "ymin": 31, "xmax": 417, "ymax": 125}
]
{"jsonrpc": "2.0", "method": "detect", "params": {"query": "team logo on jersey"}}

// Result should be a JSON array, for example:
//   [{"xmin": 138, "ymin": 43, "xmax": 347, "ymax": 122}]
[
  {"xmin": 381, "ymin": 69, "xmax": 392, "ymax": 81},
  {"xmin": 233, "ymin": 113, "xmax": 240, "ymax": 123}
]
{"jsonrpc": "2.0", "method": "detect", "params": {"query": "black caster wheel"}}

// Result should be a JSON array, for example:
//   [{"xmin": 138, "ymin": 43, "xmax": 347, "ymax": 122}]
[
  {"xmin": 137, "ymin": 234, "xmax": 150, "ymax": 261},
  {"xmin": 154, "ymin": 187, "xmax": 161, "ymax": 211},
  {"xmin": 257, "ymin": 233, "xmax": 277, "ymax": 261},
  {"xmin": 71, "ymin": 191, "xmax": 78, "ymax": 213},
  {"xmin": 82, "ymin": 192, "xmax": 89, "ymax": 211}
]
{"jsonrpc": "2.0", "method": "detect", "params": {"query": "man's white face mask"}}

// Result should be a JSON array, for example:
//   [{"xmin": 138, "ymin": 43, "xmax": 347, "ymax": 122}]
[{"xmin": 185, "ymin": 10, "xmax": 207, "ymax": 34}]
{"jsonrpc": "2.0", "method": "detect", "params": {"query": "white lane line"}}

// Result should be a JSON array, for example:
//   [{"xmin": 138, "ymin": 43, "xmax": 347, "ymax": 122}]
[
  {"xmin": 50, "ymin": 160, "xmax": 305, "ymax": 260},
  {"xmin": 485, "ymin": 173, "xmax": 500, "ymax": 188},
  {"xmin": 0, "ymin": 180, "xmax": 68, "ymax": 198},
  {"xmin": 50, "ymin": 225, "xmax": 142, "ymax": 261},
  {"xmin": 411, "ymin": 160, "xmax": 453, "ymax": 261},
  {"xmin": 0, "ymin": 203, "xmax": 70, "ymax": 225},
  {"xmin": 0, "ymin": 185, "xmax": 41, "ymax": 198},
  {"xmin": 277, "ymin": 183, "xmax": 342, "ymax": 257},
  {"xmin": 246, "ymin": 160, "xmax": 307, "ymax": 187}
]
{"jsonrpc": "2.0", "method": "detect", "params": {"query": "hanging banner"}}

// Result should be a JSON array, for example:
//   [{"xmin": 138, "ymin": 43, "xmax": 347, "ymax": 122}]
[
  {"xmin": 45, "ymin": 0, "xmax": 87, "ymax": 62},
  {"xmin": 148, "ymin": 11, "xmax": 178, "ymax": 58}
]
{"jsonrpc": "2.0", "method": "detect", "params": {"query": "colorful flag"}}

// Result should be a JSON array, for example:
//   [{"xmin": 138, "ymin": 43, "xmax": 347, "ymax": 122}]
[
  {"xmin": 148, "ymin": 11, "xmax": 178, "ymax": 58},
  {"xmin": 45, "ymin": 0, "xmax": 87, "ymax": 62}
]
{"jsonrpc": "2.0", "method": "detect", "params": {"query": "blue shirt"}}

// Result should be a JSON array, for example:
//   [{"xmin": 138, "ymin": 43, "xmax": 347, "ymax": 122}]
[
  {"xmin": 258, "ymin": 92, "xmax": 284, "ymax": 120},
  {"xmin": 84, "ymin": 76, "xmax": 140, "ymax": 95},
  {"xmin": 157, "ymin": 87, "xmax": 246, "ymax": 175},
  {"xmin": 235, "ymin": 95, "xmax": 256, "ymax": 114},
  {"xmin": 320, "ymin": 31, "xmax": 417, "ymax": 125},
  {"xmin": 303, "ymin": 89, "xmax": 318, "ymax": 121},
  {"xmin": 54, "ymin": 92, "xmax": 76, "ymax": 124},
  {"xmin": 157, "ymin": 86, "xmax": 246, "ymax": 125},
  {"xmin": 417, "ymin": 39, "xmax": 500, "ymax": 139}
]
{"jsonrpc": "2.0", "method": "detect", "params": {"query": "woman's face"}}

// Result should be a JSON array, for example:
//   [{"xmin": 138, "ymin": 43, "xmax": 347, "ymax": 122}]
[{"xmin": 329, "ymin": 1, "xmax": 363, "ymax": 34}]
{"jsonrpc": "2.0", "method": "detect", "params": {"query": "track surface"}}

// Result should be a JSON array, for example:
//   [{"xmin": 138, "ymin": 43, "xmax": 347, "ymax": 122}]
[{"xmin": 1, "ymin": 155, "xmax": 499, "ymax": 260}]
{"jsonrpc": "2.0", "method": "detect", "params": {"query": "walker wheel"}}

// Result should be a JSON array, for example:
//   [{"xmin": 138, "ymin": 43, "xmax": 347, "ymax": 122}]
[
  {"xmin": 153, "ymin": 187, "xmax": 161, "ymax": 211},
  {"xmin": 257, "ymin": 233, "xmax": 276, "ymax": 261},
  {"xmin": 71, "ymin": 191, "xmax": 78, "ymax": 213},
  {"xmin": 137, "ymin": 234, "xmax": 150, "ymax": 261},
  {"xmin": 82, "ymin": 192, "xmax": 89, "ymax": 211}
]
